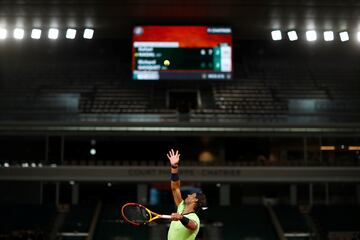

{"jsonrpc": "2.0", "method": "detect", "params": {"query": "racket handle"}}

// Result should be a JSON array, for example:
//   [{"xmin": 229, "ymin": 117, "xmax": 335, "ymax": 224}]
[{"xmin": 160, "ymin": 214, "xmax": 172, "ymax": 219}]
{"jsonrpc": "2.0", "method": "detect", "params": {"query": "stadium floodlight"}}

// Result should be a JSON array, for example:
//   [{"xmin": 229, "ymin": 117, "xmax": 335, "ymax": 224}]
[
  {"xmin": 48, "ymin": 28, "xmax": 59, "ymax": 39},
  {"xmin": 21, "ymin": 162, "xmax": 29, "ymax": 167},
  {"xmin": 271, "ymin": 30, "xmax": 282, "ymax": 41},
  {"xmin": 14, "ymin": 28, "xmax": 25, "ymax": 39},
  {"xmin": 287, "ymin": 30, "xmax": 298, "ymax": 41},
  {"xmin": 66, "ymin": 28, "xmax": 76, "ymax": 39},
  {"xmin": 323, "ymin": 31, "xmax": 334, "ymax": 41},
  {"xmin": 0, "ymin": 28, "xmax": 7, "ymax": 39},
  {"xmin": 339, "ymin": 31, "xmax": 349, "ymax": 42},
  {"xmin": 83, "ymin": 28, "xmax": 94, "ymax": 39},
  {"xmin": 306, "ymin": 30, "xmax": 317, "ymax": 41},
  {"xmin": 90, "ymin": 148, "xmax": 96, "ymax": 155},
  {"xmin": 31, "ymin": 29, "xmax": 42, "ymax": 39}
]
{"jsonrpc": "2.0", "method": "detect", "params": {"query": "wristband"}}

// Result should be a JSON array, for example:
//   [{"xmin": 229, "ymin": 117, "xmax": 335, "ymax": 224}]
[
  {"xmin": 171, "ymin": 173, "xmax": 179, "ymax": 181},
  {"xmin": 180, "ymin": 216, "xmax": 190, "ymax": 226},
  {"xmin": 171, "ymin": 164, "xmax": 178, "ymax": 169}
]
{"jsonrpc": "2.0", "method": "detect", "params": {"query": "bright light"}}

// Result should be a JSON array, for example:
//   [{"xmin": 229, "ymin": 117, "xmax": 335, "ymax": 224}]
[
  {"xmin": 320, "ymin": 146, "xmax": 335, "ymax": 151},
  {"xmin": 66, "ymin": 28, "xmax": 76, "ymax": 39},
  {"xmin": 21, "ymin": 162, "xmax": 29, "ymax": 167},
  {"xmin": 357, "ymin": 32, "xmax": 360, "ymax": 42},
  {"xmin": 83, "ymin": 28, "xmax": 94, "ymax": 39},
  {"xmin": 0, "ymin": 28, "xmax": 7, "ymax": 39},
  {"xmin": 4, "ymin": 162, "xmax": 9, "ymax": 167},
  {"xmin": 339, "ymin": 31, "xmax": 349, "ymax": 42},
  {"xmin": 14, "ymin": 28, "xmax": 25, "ymax": 39},
  {"xmin": 48, "ymin": 28, "xmax": 59, "ymax": 39},
  {"xmin": 287, "ymin": 30, "xmax": 298, "ymax": 41},
  {"xmin": 306, "ymin": 30, "xmax": 317, "ymax": 41},
  {"xmin": 323, "ymin": 31, "xmax": 334, "ymax": 41},
  {"xmin": 349, "ymin": 146, "xmax": 360, "ymax": 150},
  {"xmin": 90, "ymin": 148, "xmax": 96, "ymax": 155},
  {"xmin": 271, "ymin": 30, "xmax": 282, "ymax": 41},
  {"xmin": 31, "ymin": 29, "xmax": 42, "ymax": 39}
]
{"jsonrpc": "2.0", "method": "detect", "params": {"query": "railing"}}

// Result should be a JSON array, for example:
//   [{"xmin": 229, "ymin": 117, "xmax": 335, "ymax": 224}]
[{"xmin": 0, "ymin": 166, "xmax": 359, "ymax": 182}]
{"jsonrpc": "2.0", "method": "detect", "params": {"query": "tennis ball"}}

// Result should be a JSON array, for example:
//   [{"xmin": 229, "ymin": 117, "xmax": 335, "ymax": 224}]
[{"xmin": 164, "ymin": 59, "xmax": 170, "ymax": 66}]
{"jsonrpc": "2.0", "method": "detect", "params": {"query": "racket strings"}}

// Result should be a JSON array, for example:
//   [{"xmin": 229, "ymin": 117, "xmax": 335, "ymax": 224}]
[{"xmin": 123, "ymin": 205, "xmax": 150, "ymax": 225}]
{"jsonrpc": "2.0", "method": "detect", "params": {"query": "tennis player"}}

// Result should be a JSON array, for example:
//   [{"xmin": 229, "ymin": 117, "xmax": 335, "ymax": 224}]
[{"xmin": 167, "ymin": 149, "xmax": 207, "ymax": 240}]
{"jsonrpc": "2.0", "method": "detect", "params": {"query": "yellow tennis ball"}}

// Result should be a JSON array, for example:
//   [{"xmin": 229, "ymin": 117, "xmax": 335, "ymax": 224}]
[{"xmin": 164, "ymin": 60, "xmax": 170, "ymax": 66}]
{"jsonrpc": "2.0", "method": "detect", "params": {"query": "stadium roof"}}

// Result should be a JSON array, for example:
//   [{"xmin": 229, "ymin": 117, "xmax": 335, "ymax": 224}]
[{"xmin": 1, "ymin": 0, "xmax": 360, "ymax": 40}]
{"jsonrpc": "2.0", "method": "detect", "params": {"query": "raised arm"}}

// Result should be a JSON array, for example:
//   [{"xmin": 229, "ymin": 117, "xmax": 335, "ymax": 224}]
[{"xmin": 167, "ymin": 149, "xmax": 183, "ymax": 206}]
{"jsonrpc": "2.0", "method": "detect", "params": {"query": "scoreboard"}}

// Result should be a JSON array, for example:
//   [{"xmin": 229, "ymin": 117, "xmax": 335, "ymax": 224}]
[{"xmin": 132, "ymin": 26, "xmax": 232, "ymax": 80}]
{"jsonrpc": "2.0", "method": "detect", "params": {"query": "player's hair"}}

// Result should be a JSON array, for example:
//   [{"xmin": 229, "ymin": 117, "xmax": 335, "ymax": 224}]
[{"xmin": 195, "ymin": 192, "xmax": 208, "ymax": 211}]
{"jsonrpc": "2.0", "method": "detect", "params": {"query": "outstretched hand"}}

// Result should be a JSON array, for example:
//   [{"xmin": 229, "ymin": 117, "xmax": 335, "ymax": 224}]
[{"xmin": 167, "ymin": 149, "xmax": 180, "ymax": 167}]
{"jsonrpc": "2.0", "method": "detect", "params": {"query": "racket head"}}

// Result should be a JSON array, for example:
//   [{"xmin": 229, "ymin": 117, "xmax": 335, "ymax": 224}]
[{"xmin": 121, "ymin": 202, "xmax": 153, "ymax": 226}]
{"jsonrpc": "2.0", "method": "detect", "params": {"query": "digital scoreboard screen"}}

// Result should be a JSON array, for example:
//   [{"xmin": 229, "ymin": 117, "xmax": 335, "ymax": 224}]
[{"xmin": 132, "ymin": 26, "xmax": 232, "ymax": 80}]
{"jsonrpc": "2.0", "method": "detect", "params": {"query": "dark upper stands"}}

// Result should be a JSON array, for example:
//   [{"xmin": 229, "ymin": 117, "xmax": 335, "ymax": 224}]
[{"xmin": 1, "ymin": 41, "xmax": 360, "ymax": 125}]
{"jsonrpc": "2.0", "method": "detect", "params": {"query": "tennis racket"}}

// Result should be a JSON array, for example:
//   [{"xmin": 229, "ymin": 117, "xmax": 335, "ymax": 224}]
[{"xmin": 121, "ymin": 202, "xmax": 172, "ymax": 226}]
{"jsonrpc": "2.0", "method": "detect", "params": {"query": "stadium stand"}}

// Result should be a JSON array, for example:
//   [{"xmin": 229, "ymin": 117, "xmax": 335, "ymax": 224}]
[
  {"xmin": 0, "ymin": 204, "xmax": 57, "ymax": 240},
  {"xmin": 0, "ymin": 1, "xmax": 360, "ymax": 240}
]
